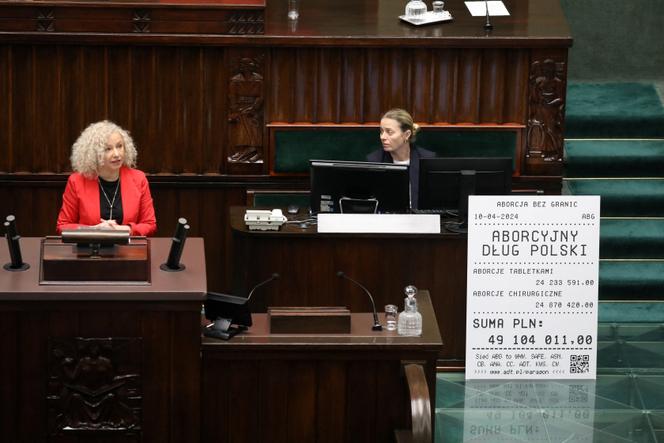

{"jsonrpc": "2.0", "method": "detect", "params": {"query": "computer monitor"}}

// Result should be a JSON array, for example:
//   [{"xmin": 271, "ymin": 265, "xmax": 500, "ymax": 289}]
[
  {"xmin": 418, "ymin": 157, "xmax": 512, "ymax": 228},
  {"xmin": 309, "ymin": 160, "xmax": 410, "ymax": 214},
  {"xmin": 203, "ymin": 292, "xmax": 252, "ymax": 340},
  {"xmin": 203, "ymin": 273, "xmax": 279, "ymax": 340}
]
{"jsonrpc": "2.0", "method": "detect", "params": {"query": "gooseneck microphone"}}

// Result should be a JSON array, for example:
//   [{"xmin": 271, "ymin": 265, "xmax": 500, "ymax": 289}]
[
  {"xmin": 3, "ymin": 215, "xmax": 29, "ymax": 272},
  {"xmin": 336, "ymin": 271, "xmax": 382, "ymax": 331},
  {"xmin": 161, "ymin": 217, "xmax": 189, "ymax": 272},
  {"xmin": 484, "ymin": 0, "xmax": 493, "ymax": 30},
  {"xmin": 204, "ymin": 273, "xmax": 280, "ymax": 339},
  {"xmin": 247, "ymin": 273, "xmax": 280, "ymax": 301}
]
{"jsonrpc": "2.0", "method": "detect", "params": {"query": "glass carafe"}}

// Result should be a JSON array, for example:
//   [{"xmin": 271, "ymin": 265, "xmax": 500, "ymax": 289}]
[{"xmin": 397, "ymin": 285, "xmax": 422, "ymax": 336}]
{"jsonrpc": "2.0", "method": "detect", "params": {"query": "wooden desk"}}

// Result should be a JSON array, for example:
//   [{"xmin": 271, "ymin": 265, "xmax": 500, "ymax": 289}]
[
  {"xmin": 201, "ymin": 290, "xmax": 442, "ymax": 442},
  {"xmin": 0, "ymin": 237, "xmax": 206, "ymax": 443},
  {"xmin": 230, "ymin": 206, "xmax": 466, "ymax": 362}
]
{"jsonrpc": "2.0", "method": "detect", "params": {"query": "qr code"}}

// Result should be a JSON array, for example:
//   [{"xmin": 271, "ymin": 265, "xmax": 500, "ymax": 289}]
[{"xmin": 569, "ymin": 354, "xmax": 590, "ymax": 374}]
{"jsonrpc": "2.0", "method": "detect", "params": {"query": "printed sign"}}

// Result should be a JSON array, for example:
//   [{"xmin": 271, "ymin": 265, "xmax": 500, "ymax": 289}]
[{"xmin": 465, "ymin": 196, "xmax": 600, "ymax": 379}]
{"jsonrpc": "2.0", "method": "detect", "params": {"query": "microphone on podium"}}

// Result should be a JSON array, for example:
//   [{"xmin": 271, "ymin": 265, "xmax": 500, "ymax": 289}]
[
  {"xmin": 3, "ymin": 215, "xmax": 29, "ymax": 272},
  {"xmin": 247, "ymin": 272, "xmax": 280, "ymax": 301},
  {"xmin": 204, "ymin": 273, "xmax": 280, "ymax": 339},
  {"xmin": 336, "ymin": 271, "xmax": 382, "ymax": 331},
  {"xmin": 161, "ymin": 217, "xmax": 189, "ymax": 272}
]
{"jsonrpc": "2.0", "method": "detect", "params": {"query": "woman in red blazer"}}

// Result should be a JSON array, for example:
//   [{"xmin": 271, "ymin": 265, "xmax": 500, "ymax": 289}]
[{"xmin": 56, "ymin": 121, "xmax": 157, "ymax": 236}]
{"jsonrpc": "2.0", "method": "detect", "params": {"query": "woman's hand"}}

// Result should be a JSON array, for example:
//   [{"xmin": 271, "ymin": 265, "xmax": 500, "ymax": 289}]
[{"xmin": 95, "ymin": 219, "xmax": 131, "ymax": 231}]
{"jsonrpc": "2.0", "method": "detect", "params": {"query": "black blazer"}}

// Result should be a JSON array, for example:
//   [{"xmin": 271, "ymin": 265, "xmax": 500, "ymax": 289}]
[{"xmin": 366, "ymin": 146, "xmax": 435, "ymax": 209}]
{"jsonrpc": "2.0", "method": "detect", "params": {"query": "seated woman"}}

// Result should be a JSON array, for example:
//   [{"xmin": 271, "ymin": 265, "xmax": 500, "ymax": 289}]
[
  {"xmin": 56, "ymin": 120, "xmax": 157, "ymax": 236},
  {"xmin": 366, "ymin": 108, "xmax": 435, "ymax": 209}
]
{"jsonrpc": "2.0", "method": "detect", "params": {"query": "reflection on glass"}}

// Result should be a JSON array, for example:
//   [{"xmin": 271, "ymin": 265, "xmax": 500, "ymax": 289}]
[
  {"xmin": 437, "ymin": 322, "xmax": 664, "ymax": 442},
  {"xmin": 460, "ymin": 381, "xmax": 596, "ymax": 442}
]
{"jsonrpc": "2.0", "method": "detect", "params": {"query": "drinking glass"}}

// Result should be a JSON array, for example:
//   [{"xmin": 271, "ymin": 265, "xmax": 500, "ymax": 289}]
[{"xmin": 385, "ymin": 304, "xmax": 398, "ymax": 331}]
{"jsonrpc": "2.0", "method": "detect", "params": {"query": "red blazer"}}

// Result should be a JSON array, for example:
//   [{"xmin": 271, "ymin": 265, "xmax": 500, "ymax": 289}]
[{"xmin": 56, "ymin": 167, "xmax": 157, "ymax": 236}]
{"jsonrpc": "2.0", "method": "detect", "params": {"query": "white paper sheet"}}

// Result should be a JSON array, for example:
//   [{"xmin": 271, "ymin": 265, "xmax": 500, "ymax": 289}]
[
  {"xmin": 465, "ymin": 1, "xmax": 510, "ymax": 16},
  {"xmin": 465, "ymin": 196, "xmax": 600, "ymax": 380},
  {"xmin": 317, "ymin": 213, "xmax": 440, "ymax": 234}
]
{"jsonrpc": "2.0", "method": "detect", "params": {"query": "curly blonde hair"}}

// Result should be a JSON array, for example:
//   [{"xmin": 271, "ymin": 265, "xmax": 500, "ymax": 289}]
[{"xmin": 70, "ymin": 120, "xmax": 138, "ymax": 178}]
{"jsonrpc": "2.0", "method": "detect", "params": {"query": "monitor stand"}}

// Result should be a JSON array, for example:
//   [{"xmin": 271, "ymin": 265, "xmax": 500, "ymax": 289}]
[
  {"xmin": 339, "ymin": 196, "xmax": 379, "ymax": 214},
  {"xmin": 444, "ymin": 170, "xmax": 476, "ymax": 234},
  {"xmin": 203, "ymin": 318, "xmax": 246, "ymax": 340}
]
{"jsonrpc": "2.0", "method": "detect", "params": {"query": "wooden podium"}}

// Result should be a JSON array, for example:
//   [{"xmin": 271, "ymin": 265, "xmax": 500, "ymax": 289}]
[
  {"xmin": 201, "ymin": 290, "xmax": 442, "ymax": 443},
  {"xmin": 229, "ymin": 206, "xmax": 467, "ymax": 362},
  {"xmin": 0, "ymin": 237, "xmax": 206, "ymax": 443}
]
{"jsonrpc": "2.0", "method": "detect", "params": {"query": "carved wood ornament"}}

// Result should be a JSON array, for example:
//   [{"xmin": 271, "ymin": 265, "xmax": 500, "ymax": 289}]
[
  {"xmin": 527, "ymin": 59, "xmax": 566, "ymax": 162},
  {"xmin": 133, "ymin": 10, "xmax": 151, "ymax": 33},
  {"xmin": 227, "ymin": 55, "xmax": 265, "ymax": 163},
  {"xmin": 47, "ymin": 337, "xmax": 142, "ymax": 435},
  {"xmin": 36, "ymin": 8, "xmax": 55, "ymax": 32}
]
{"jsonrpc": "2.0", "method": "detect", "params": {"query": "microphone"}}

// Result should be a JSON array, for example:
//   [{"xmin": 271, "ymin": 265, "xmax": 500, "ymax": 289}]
[
  {"xmin": 160, "ymin": 217, "xmax": 189, "ymax": 272},
  {"xmin": 483, "ymin": 0, "xmax": 493, "ymax": 30},
  {"xmin": 247, "ymin": 273, "xmax": 280, "ymax": 301},
  {"xmin": 3, "ymin": 215, "xmax": 30, "ymax": 272},
  {"xmin": 336, "ymin": 271, "xmax": 382, "ymax": 331},
  {"xmin": 204, "ymin": 273, "xmax": 280, "ymax": 339}
]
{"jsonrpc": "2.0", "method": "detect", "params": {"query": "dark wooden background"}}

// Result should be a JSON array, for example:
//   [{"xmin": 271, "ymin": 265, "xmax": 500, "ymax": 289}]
[{"xmin": 0, "ymin": 0, "xmax": 572, "ymax": 361}]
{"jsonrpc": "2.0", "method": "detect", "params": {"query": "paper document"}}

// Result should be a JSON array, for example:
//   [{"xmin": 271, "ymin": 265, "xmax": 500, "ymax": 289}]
[
  {"xmin": 317, "ymin": 213, "xmax": 440, "ymax": 234},
  {"xmin": 465, "ymin": 1, "xmax": 510, "ymax": 16}
]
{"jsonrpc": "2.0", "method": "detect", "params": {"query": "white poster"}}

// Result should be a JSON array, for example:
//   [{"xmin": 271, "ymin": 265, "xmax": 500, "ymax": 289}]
[{"xmin": 465, "ymin": 196, "xmax": 600, "ymax": 380}]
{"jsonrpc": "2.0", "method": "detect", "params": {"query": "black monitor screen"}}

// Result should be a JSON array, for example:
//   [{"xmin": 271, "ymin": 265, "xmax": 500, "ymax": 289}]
[
  {"xmin": 310, "ymin": 160, "xmax": 410, "ymax": 214},
  {"xmin": 418, "ymin": 157, "xmax": 512, "ymax": 217}
]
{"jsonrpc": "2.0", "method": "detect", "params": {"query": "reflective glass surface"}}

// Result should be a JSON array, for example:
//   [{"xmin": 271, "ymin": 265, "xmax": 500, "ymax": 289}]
[{"xmin": 437, "ymin": 323, "xmax": 664, "ymax": 442}]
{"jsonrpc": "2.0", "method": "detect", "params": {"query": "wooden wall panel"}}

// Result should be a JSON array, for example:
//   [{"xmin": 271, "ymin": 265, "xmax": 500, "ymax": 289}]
[
  {"xmin": 108, "ymin": 47, "xmax": 134, "ymax": 130},
  {"xmin": 0, "ymin": 45, "xmax": 228, "ymax": 175},
  {"xmin": 294, "ymin": 48, "xmax": 317, "ymax": 122},
  {"xmin": 455, "ymin": 49, "xmax": 481, "ymax": 124},
  {"xmin": 141, "ymin": 310, "xmax": 171, "ymax": 443},
  {"xmin": 316, "ymin": 362, "xmax": 346, "ymax": 443},
  {"xmin": 287, "ymin": 362, "xmax": 317, "ymax": 441},
  {"xmin": 259, "ymin": 361, "xmax": 290, "ymax": 443},
  {"xmin": 315, "ymin": 48, "xmax": 341, "ymax": 123},
  {"xmin": 363, "ymin": 49, "xmax": 383, "ymax": 121},
  {"xmin": 268, "ymin": 50, "xmax": 293, "ymax": 122},
  {"xmin": 33, "ymin": 46, "xmax": 61, "ymax": 173},
  {"xmin": 201, "ymin": 355, "xmax": 411, "ymax": 443},
  {"xmin": 504, "ymin": 49, "xmax": 530, "ymax": 125},
  {"xmin": 9, "ymin": 47, "xmax": 33, "ymax": 173},
  {"xmin": 267, "ymin": 47, "xmax": 530, "ymax": 126},
  {"xmin": 432, "ymin": 49, "xmax": 458, "ymax": 123},
  {"xmin": 340, "ymin": 49, "xmax": 364, "ymax": 122},
  {"xmin": 0, "ymin": 46, "xmax": 10, "ymax": 173},
  {"xmin": 410, "ymin": 48, "xmax": 433, "ymax": 123},
  {"xmin": 385, "ymin": 49, "xmax": 409, "ymax": 111},
  {"xmin": 0, "ymin": 44, "xmax": 531, "ymax": 177},
  {"xmin": 480, "ymin": 49, "xmax": 507, "ymax": 123},
  {"xmin": 131, "ymin": 47, "xmax": 159, "ymax": 172},
  {"xmin": 346, "ymin": 360, "xmax": 378, "ymax": 442},
  {"xmin": 227, "ymin": 361, "xmax": 260, "ymax": 441},
  {"xmin": 203, "ymin": 51, "xmax": 227, "ymax": 174},
  {"xmin": 0, "ymin": 311, "xmax": 18, "ymax": 443}
]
